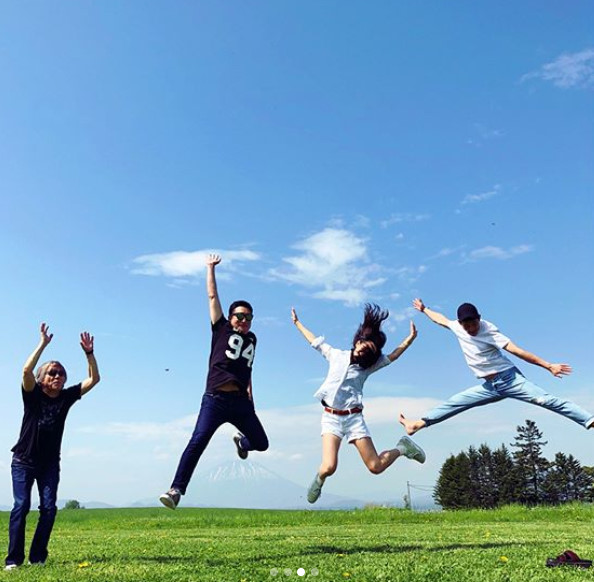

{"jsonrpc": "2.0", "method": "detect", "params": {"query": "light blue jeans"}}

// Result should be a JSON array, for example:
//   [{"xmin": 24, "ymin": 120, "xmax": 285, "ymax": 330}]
[{"xmin": 423, "ymin": 367, "xmax": 594, "ymax": 429}]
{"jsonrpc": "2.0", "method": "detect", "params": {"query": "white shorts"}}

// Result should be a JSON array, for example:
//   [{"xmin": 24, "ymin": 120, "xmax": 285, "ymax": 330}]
[{"xmin": 321, "ymin": 411, "xmax": 371, "ymax": 443}]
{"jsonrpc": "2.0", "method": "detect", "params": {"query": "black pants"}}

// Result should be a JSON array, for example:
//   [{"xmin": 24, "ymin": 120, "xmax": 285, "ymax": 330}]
[{"xmin": 171, "ymin": 392, "xmax": 269, "ymax": 494}]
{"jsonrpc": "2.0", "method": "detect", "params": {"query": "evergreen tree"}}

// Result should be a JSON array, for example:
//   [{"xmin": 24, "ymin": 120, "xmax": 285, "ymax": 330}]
[
  {"xmin": 434, "ymin": 452, "xmax": 473, "ymax": 509},
  {"xmin": 543, "ymin": 453, "xmax": 593, "ymax": 504},
  {"xmin": 491, "ymin": 444, "xmax": 520, "ymax": 506},
  {"xmin": 511, "ymin": 420, "xmax": 550, "ymax": 505}
]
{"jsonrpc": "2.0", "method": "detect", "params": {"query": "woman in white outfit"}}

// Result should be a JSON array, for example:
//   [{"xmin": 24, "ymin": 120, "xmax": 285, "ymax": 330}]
[{"xmin": 291, "ymin": 304, "xmax": 426, "ymax": 504}]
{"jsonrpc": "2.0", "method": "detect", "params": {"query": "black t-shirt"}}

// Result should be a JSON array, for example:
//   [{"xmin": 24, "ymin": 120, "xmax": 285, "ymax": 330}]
[
  {"xmin": 205, "ymin": 316, "xmax": 256, "ymax": 394},
  {"xmin": 11, "ymin": 382, "xmax": 82, "ymax": 464}
]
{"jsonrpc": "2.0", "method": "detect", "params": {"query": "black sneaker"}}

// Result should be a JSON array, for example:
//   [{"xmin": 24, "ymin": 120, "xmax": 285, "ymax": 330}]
[
  {"xmin": 233, "ymin": 432, "xmax": 248, "ymax": 459},
  {"xmin": 159, "ymin": 488, "xmax": 181, "ymax": 509}
]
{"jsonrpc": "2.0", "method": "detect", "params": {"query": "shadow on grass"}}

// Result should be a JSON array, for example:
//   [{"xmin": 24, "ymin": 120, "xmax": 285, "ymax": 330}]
[{"xmin": 300, "ymin": 541, "xmax": 530, "ymax": 556}]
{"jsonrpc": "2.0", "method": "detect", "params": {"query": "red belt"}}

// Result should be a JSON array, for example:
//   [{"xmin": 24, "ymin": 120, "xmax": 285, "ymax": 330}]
[{"xmin": 324, "ymin": 406, "xmax": 363, "ymax": 416}]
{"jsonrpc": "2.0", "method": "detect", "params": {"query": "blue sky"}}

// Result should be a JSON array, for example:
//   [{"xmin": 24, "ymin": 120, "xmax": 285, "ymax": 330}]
[{"xmin": 0, "ymin": 1, "xmax": 593, "ymax": 508}]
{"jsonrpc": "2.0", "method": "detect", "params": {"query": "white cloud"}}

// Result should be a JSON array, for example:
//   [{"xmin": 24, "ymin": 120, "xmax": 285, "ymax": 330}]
[
  {"xmin": 269, "ymin": 228, "xmax": 385, "ymax": 306},
  {"xmin": 393, "ymin": 265, "xmax": 427, "ymax": 284},
  {"xmin": 380, "ymin": 213, "xmax": 430, "ymax": 229},
  {"xmin": 461, "ymin": 185, "xmax": 501, "ymax": 205},
  {"xmin": 521, "ymin": 48, "xmax": 594, "ymax": 89},
  {"xmin": 464, "ymin": 244, "xmax": 534, "ymax": 262},
  {"xmin": 130, "ymin": 249, "xmax": 261, "ymax": 278}
]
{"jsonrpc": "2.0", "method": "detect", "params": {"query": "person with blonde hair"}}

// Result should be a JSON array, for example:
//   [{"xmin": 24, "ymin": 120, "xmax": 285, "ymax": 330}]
[{"xmin": 5, "ymin": 323, "xmax": 100, "ymax": 571}]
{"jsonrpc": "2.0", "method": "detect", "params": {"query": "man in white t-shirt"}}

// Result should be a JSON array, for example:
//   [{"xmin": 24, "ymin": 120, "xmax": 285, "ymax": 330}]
[{"xmin": 398, "ymin": 299, "xmax": 594, "ymax": 435}]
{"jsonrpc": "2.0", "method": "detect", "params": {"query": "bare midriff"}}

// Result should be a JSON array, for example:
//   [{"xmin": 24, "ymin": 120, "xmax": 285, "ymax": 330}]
[{"xmin": 216, "ymin": 381, "xmax": 241, "ymax": 392}]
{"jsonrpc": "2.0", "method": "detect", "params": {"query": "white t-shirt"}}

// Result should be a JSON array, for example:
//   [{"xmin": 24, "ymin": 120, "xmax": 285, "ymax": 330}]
[
  {"xmin": 311, "ymin": 336, "xmax": 391, "ymax": 409},
  {"xmin": 447, "ymin": 319, "xmax": 514, "ymax": 378}
]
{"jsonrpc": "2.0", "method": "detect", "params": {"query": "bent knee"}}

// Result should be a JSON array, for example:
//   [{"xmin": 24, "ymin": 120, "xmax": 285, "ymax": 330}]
[
  {"xmin": 321, "ymin": 464, "xmax": 337, "ymax": 477},
  {"xmin": 255, "ymin": 439, "xmax": 269, "ymax": 452},
  {"xmin": 366, "ymin": 460, "xmax": 384, "ymax": 475}
]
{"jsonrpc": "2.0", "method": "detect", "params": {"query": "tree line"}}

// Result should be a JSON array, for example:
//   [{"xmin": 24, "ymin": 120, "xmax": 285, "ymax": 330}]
[{"xmin": 434, "ymin": 419, "xmax": 594, "ymax": 509}]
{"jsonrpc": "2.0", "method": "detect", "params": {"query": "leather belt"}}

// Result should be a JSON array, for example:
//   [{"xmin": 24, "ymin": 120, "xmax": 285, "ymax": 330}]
[{"xmin": 323, "ymin": 406, "xmax": 363, "ymax": 416}]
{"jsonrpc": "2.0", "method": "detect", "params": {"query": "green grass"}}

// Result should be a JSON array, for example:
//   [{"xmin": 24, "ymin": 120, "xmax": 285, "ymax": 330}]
[{"xmin": 2, "ymin": 504, "xmax": 594, "ymax": 581}]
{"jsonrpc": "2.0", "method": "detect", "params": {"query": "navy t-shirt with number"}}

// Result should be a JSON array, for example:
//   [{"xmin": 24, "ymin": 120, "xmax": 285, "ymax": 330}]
[
  {"xmin": 205, "ymin": 316, "xmax": 256, "ymax": 394},
  {"xmin": 11, "ymin": 382, "xmax": 82, "ymax": 465}
]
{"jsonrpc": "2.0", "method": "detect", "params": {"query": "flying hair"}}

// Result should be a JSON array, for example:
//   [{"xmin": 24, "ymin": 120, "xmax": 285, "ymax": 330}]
[{"xmin": 351, "ymin": 303, "xmax": 389, "ymax": 368}]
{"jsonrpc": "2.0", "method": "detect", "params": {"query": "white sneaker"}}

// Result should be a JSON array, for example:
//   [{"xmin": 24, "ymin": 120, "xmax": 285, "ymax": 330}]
[
  {"xmin": 307, "ymin": 474, "xmax": 324, "ymax": 504},
  {"xmin": 4, "ymin": 564, "xmax": 18, "ymax": 571},
  {"xmin": 397, "ymin": 436, "xmax": 426, "ymax": 464},
  {"xmin": 159, "ymin": 488, "xmax": 181, "ymax": 509}
]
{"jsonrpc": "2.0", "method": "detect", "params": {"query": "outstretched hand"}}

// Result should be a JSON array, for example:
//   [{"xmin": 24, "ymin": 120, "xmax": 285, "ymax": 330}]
[
  {"xmin": 206, "ymin": 253, "xmax": 222, "ymax": 267},
  {"xmin": 412, "ymin": 298, "xmax": 426, "ymax": 312},
  {"xmin": 291, "ymin": 307, "xmax": 299, "ymax": 324},
  {"xmin": 550, "ymin": 363, "xmax": 572, "ymax": 378},
  {"xmin": 408, "ymin": 320, "xmax": 418, "ymax": 340},
  {"xmin": 40, "ymin": 322, "xmax": 53, "ymax": 346},
  {"xmin": 80, "ymin": 332, "xmax": 94, "ymax": 354}
]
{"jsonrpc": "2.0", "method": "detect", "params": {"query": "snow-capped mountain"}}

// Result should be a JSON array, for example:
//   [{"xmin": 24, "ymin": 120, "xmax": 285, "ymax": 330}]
[{"xmin": 132, "ymin": 460, "xmax": 366, "ymax": 510}]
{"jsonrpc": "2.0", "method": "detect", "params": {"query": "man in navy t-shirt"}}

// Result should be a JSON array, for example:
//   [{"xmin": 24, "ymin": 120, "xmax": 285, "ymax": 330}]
[
  {"xmin": 159, "ymin": 254, "xmax": 269, "ymax": 509},
  {"xmin": 5, "ymin": 324, "xmax": 100, "ymax": 571}
]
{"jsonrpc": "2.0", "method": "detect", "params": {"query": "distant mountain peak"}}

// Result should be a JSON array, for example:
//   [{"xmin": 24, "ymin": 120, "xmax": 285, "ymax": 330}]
[{"xmin": 206, "ymin": 460, "xmax": 277, "ymax": 483}]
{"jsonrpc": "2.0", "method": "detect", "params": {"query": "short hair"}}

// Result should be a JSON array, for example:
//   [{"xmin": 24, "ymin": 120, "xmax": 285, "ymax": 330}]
[
  {"xmin": 36, "ymin": 361, "xmax": 67, "ymax": 383},
  {"xmin": 457, "ymin": 302, "xmax": 481, "ymax": 322},
  {"xmin": 228, "ymin": 300, "xmax": 254, "ymax": 318},
  {"xmin": 352, "ymin": 303, "xmax": 389, "ymax": 368}
]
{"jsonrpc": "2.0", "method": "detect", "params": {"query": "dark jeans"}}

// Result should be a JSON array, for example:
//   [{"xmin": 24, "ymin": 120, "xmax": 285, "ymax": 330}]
[
  {"xmin": 172, "ymin": 392, "xmax": 269, "ymax": 494},
  {"xmin": 6, "ymin": 457, "xmax": 60, "ymax": 566}
]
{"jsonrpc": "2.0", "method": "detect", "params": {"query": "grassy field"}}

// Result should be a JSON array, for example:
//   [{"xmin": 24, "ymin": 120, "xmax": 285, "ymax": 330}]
[{"xmin": 1, "ymin": 504, "xmax": 594, "ymax": 581}]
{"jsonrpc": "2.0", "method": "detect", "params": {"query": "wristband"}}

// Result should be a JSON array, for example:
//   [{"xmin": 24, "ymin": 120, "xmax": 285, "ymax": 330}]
[{"xmin": 84, "ymin": 350, "xmax": 94, "ymax": 356}]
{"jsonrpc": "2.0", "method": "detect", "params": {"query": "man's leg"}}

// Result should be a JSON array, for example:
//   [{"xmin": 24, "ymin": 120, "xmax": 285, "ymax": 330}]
[
  {"xmin": 501, "ymin": 368, "xmax": 594, "ymax": 428},
  {"xmin": 29, "ymin": 462, "xmax": 60, "ymax": 565},
  {"xmin": 232, "ymin": 398, "xmax": 269, "ymax": 453},
  {"xmin": 400, "ymin": 383, "xmax": 504, "ymax": 435},
  {"xmin": 170, "ymin": 394, "xmax": 226, "ymax": 495},
  {"xmin": 6, "ymin": 460, "xmax": 35, "ymax": 567}
]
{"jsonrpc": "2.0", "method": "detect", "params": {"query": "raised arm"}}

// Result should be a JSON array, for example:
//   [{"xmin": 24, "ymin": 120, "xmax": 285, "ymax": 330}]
[
  {"xmin": 291, "ymin": 308, "xmax": 317, "ymax": 345},
  {"xmin": 206, "ymin": 253, "xmax": 224, "ymax": 325},
  {"xmin": 413, "ymin": 298, "xmax": 450, "ymax": 328},
  {"xmin": 503, "ymin": 340, "xmax": 572, "ymax": 378},
  {"xmin": 386, "ymin": 321, "xmax": 417, "ymax": 362},
  {"xmin": 22, "ymin": 323, "xmax": 53, "ymax": 392},
  {"xmin": 80, "ymin": 332, "xmax": 101, "ymax": 395}
]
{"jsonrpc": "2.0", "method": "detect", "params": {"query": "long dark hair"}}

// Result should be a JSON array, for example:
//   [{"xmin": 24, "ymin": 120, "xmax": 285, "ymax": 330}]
[{"xmin": 352, "ymin": 304, "xmax": 389, "ymax": 368}]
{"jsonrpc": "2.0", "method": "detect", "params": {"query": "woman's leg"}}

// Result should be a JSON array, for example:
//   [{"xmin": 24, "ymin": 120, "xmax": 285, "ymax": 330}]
[
  {"xmin": 307, "ymin": 433, "xmax": 342, "ymax": 504},
  {"xmin": 352, "ymin": 437, "xmax": 400, "ymax": 475}
]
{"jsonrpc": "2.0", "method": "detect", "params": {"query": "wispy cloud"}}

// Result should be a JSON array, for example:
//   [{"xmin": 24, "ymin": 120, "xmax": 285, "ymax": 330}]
[
  {"xmin": 467, "ymin": 124, "xmax": 505, "ymax": 147},
  {"xmin": 461, "ymin": 185, "xmax": 501, "ymax": 206},
  {"xmin": 521, "ymin": 48, "xmax": 594, "ymax": 89},
  {"xmin": 463, "ymin": 244, "xmax": 534, "ymax": 262},
  {"xmin": 269, "ymin": 228, "xmax": 385, "ymax": 306},
  {"xmin": 380, "ymin": 213, "xmax": 430, "ymax": 229},
  {"xmin": 130, "ymin": 249, "xmax": 261, "ymax": 278}
]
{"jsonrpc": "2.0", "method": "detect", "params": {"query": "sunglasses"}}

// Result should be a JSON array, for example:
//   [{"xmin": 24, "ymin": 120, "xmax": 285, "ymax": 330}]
[
  {"xmin": 232, "ymin": 312, "xmax": 253, "ymax": 322},
  {"xmin": 46, "ymin": 369, "xmax": 65, "ymax": 378}
]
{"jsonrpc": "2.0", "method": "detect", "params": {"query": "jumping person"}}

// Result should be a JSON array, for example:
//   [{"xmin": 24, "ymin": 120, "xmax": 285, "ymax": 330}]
[
  {"xmin": 5, "ymin": 323, "xmax": 100, "ymax": 571},
  {"xmin": 399, "ymin": 299, "xmax": 594, "ymax": 435},
  {"xmin": 159, "ymin": 254, "xmax": 269, "ymax": 509},
  {"xmin": 291, "ymin": 305, "xmax": 426, "ymax": 504}
]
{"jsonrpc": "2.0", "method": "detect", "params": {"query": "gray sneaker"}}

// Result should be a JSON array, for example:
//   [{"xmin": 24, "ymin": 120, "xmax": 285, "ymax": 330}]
[
  {"xmin": 233, "ymin": 432, "xmax": 248, "ymax": 460},
  {"xmin": 307, "ymin": 474, "xmax": 324, "ymax": 504},
  {"xmin": 159, "ymin": 488, "xmax": 181, "ymax": 510},
  {"xmin": 397, "ymin": 436, "xmax": 426, "ymax": 464}
]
